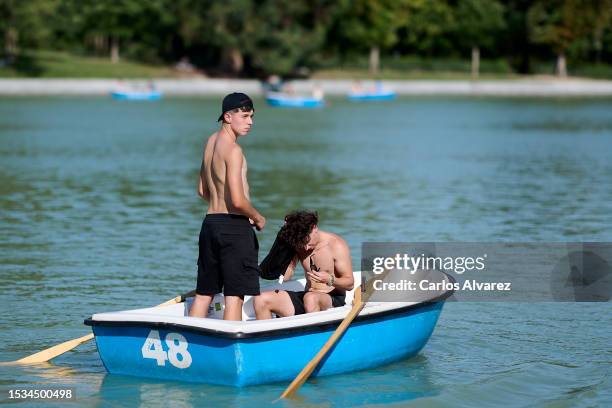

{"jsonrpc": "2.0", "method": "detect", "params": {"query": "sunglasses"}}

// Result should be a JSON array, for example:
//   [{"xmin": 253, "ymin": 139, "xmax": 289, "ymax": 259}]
[{"xmin": 310, "ymin": 256, "xmax": 320, "ymax": 272}]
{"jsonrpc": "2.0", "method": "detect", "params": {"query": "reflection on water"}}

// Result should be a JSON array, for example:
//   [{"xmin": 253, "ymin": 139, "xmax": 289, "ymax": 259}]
[
  {"xmin": 95, "ymin": 355, "xmax": 438, "ymax": 408},
  {"xmin": 1, "ymin": 96, "xmax": 611, "ymax": 406}
]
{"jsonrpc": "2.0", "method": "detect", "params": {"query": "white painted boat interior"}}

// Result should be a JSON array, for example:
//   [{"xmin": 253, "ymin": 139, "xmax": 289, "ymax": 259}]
[{"xmin": 90, "ymin": 271, "xmax": 452, "ymax": 334}]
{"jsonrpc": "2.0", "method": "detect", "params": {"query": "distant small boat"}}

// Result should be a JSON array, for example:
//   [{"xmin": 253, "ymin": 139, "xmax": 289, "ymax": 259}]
[
  {"xmin": 348, "ymin": 90, "xmax": 396, "ymax": 101},
  {"xmin": 265, "ymin": 92, "xmax": 324, "ymax": 108},
  {"xmin": 111, "ymin": 90, "xmax": 163, "ymax": 101}
]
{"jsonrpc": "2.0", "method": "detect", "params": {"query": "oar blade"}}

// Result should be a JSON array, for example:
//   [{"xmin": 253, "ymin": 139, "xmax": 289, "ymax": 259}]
[
  {"xmin": 1, "ymin": 333, "xmax": 94, "ymax": 365},
  {"xmin": 1, "ymin": 290, "xmax": 196, "ymax": 365}
]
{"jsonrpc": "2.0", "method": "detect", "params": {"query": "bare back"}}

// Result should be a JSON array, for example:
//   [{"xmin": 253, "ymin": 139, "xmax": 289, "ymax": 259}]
[{"xmin": 201, "ymin": 131, "xmax": 249, "ymax": 214}]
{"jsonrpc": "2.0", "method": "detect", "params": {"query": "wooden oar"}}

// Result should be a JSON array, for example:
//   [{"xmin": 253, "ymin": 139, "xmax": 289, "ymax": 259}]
[
  {"xmin": 279, "ymin": 268, "xmax": 394, "ymax": 399},
  {"xmin": 0, "ymin": 290, "xmax": 196, "ymax": 366},
  {"xmin": 280, "ymin": 286, "xmax": 364, "ymax": 399}
]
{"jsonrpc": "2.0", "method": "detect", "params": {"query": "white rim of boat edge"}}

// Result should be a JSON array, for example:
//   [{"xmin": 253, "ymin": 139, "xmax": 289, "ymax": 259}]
[{"xmin": 88, "ymin": 271, "xmax": 453, "ymax": 335}]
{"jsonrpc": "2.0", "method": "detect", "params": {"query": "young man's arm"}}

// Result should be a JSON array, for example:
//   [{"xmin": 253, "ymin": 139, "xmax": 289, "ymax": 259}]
[
  {"xmin": 331, "ymin": 238, "xmax": 354, "ymax": 291},
  {"xmin": 197, "ymin": 160, "xmax": 210, "ymax": 201},
  {"xmin": 198, "ymin": 139, "xmax": 211, "ymax": 201},
  {"xmin": 226, "ymin": 146, "xmax": 265, "ymax": 230},
  {"xmin": 283, "ymin": 256, "xmax": 298, "ymax": 281}
]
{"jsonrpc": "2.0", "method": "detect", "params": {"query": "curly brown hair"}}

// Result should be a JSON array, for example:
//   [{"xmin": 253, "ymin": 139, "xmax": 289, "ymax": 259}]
[{"xmin": 278, "ymin": 210, "xmax": 318, "ymax": 250}]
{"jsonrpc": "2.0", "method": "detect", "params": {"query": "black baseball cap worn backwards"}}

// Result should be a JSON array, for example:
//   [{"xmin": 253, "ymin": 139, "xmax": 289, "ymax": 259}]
[{"xmin": 217, "ymin": 92, "xmax": 254, "ymax": 122}]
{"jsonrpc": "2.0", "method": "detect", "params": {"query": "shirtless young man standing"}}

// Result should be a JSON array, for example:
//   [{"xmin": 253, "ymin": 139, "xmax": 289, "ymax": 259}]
[
  {"xmin": 189, "ymin": 93, "xmax": 266, "ymax": 320},
  {"xmin": 253, "ymin": 211, "xmax": 354, "ymax": 319}
]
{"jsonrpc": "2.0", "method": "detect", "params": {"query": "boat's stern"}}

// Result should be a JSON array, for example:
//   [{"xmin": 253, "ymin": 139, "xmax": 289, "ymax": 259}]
[{"xmin": 85, "ymin": 303, "xmax": 245, "ymax": 385}]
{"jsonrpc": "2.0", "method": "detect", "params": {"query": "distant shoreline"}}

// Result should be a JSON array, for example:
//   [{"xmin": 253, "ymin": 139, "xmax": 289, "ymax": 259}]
[{"xmin": 2, "ymin": 78, "xmax": 612, "ymax": 97}]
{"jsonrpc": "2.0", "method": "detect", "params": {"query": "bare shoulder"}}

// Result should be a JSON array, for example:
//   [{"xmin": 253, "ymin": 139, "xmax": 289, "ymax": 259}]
[
  {"xmin": 204, "ymin": 132, "xmax": 218, "ymax": 151},
  {"xmin": 326, "ymin": 232, "xmax": 353, "ymax": 279},
  {"xmin": 325, "ymin": 232, "xmax": 350, "ymax": 254},
  {"xmin": 227, "ymin": 143, "xmax": 243, "ymax": 158},
  {"xmin": 223, "ymin": 143, "xmax": 243, "ymax": 167},
  {"xmin": 206, "ymin": 131, "xmax": 218, "ymax": 143}
]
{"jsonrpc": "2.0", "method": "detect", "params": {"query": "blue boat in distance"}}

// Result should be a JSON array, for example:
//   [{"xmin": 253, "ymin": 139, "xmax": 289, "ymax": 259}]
[
  {"xmin": 85, "ymin": 271, "xmax": 453, "ymax": 386},
  {"xmin": 265, "ymin": 92, "xmax": 324, "ymax": 108},
  {"xmin": 348, "ymin": 90, "xmax": 396, "ymax": 101},
  {"xmin": 111, "ymin": 91, "xmax": 163, "ymax": 101}
]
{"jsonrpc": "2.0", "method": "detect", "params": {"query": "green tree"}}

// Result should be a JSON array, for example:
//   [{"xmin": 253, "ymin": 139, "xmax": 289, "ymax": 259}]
[
  {"xmin": 76, "ymin": 0, "xmax": 168, "ymax": 63},
  {"xmin": 248, "ymin": 0, "xmax": 340, "ymax": 76},
  {"xmin": 585, "ymin": 0, "xmax": 612, "ymax": 63},
  {"xmin": 336, "ymin": 0, "xmax": 408, "ymax": 74},
  {"xmin": 166, "ymin": 0, "xmax": 206, "ymax": 53},
  {"xmin": 398, "ymin": 0, "xmax": 455, "ymax": 57},
  {"xmin": 454, "ymin": 0, "xmax": 505, "ymax": 79},
  {"xmin": 527, "ymin": 0, "xmax": 610, "ymax": 76},
  {"xmin": 503, "ymin": 0, "xmax": 533, "ymax": 74},
  {"xmin": 196, "ymin": 0, "xmax": 255, "ymax": 74},
  {"xmin": 192, "ymin": 0, "xmax": 339, "ymax": 77},
  {"xmin": 0, "ymin": 0, "xmax": 57, "ymax": 60}
]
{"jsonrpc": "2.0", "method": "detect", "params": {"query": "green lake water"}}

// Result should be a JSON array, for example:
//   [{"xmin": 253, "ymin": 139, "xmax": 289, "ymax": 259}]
[{"xmin": 1, "ymin": 95, "xmax": 611, "ymax": 407}]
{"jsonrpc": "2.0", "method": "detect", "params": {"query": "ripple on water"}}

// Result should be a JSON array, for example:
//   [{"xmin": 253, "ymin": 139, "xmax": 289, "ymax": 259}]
[{"xmin": 1, "ymin": 96, "xmax": 611, "ymax": 407}]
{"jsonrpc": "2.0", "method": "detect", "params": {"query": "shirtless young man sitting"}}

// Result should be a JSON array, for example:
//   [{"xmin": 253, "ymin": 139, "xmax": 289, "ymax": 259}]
[
  {"xmin": 253, "ymin": 211, "xmax": 354, "ymax": 319},
  {"xmin": 189, "ymin": 92, "xmax": 266, "ymax": 321}
]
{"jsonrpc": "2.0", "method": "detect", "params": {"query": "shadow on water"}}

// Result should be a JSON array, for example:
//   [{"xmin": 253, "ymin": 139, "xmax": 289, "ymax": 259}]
[
  {"xmin": 94, "ymin": 355, "xmax": 438, "ymax": 408},
  {"xmin": 511, "ymin": 120, "xmax": 612, "ymax": 132}
]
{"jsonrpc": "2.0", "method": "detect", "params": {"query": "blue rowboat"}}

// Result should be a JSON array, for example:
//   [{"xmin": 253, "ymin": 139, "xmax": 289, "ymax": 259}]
[
  {"xmin": 265, "ymin": 92, "xmax": 324, "ymax": 108},
  {"xmin": 348, "ymin": 90, "xmax": 396, "ymax": 101},
  {"xmin": 84, "ymin": 272, "xmax": 452, "ymax": 386},
  {"xmin": 111, "ymin": 91, "xmax": 163, "ymax": 101}
]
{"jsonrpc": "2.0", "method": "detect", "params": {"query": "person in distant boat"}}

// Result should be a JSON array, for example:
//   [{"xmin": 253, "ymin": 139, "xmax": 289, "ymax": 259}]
[
  {"xmin": 266, "ymin": 74, "xmax": 283, "ymax": 93},
  {"xmin": 351, "ymin": 80, "xmax": 364, "ymax": 94},
  {"xmin": 312, "ymin": 83, "xmax": 324, "ymax": 100},
  {"xmin": 115, "ymin": 78, "xmax": 127, "ymax": 92},
  {"xmin": 253, "ymin": 210, "xmax": 354, "ymax": 319},
  {"xmin": 189, "ymin": 92, "xmax": 266, "ymax": 320},
  {"xmin": 282, "ymin": 82, "xmax": 295, "ymax": 95}
]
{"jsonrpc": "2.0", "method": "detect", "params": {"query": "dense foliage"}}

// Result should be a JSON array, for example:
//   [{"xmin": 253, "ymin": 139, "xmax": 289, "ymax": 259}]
[{"xmin": 1, "ymin": 0, "xmax": 611, "ymax": 77}]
